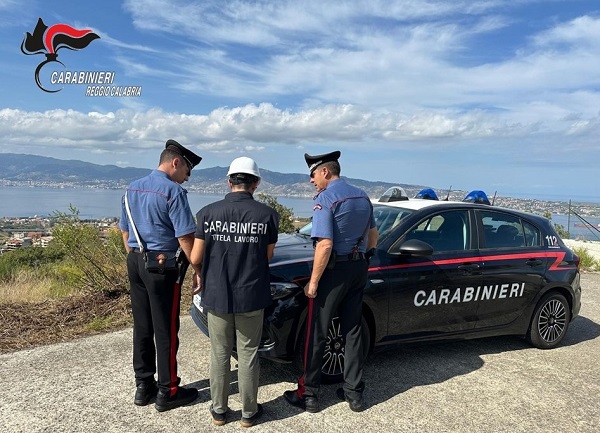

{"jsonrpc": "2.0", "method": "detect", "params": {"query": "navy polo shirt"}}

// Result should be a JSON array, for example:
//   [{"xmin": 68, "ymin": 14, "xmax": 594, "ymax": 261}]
[
  {"xmin": 195, "ymin": 192, "xmax": 279, "ymax": 314},
  {"xmin": 311, "ymin": 178, "xmax": 375, "ymax": 255},
  {"xmin": 119, "ymin": 169, "xmax": 196, "ymax": 251}
]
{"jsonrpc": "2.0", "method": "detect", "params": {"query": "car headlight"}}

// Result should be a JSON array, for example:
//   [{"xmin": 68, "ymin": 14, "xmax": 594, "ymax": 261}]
[{"xmin": 270, "ymin": 282, "xmax": 301, "ymax": 300}]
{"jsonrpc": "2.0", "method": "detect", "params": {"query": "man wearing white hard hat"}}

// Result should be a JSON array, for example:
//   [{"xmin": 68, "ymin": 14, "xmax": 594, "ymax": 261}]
[{"xmin": 190, "ymin": 156, "xmax": 280, "ymax": 427}]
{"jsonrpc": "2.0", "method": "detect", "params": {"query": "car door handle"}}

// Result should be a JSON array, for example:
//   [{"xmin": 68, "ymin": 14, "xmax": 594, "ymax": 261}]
[
  {"xmin": 457, "ymin": 263, "xmax": 480, "ymax": 272},
  {"xmin": 526, "ymin": 259, "xmax": 543, "ymax": 267}
]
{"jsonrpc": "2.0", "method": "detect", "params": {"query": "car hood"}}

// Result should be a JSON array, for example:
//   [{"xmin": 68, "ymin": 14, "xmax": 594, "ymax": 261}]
[{"xmin": 271, "ymin": 233, "xmax": 313, "ymax": 265}]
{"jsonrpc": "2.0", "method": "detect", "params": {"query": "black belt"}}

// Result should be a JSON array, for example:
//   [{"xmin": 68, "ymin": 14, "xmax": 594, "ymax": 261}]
[
  {"xmin": 131, "ymin": 248, "xmax": 143, "ymax": 253},
  {"xmin": 335, "ymin": 252, "xmax": 366, "ymax": 262}
]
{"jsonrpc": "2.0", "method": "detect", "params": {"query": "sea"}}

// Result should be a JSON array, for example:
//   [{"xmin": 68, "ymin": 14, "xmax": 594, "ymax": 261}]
[
  {"xmin": 2, "ymin": 186, "xmax": 599, "ymax": 240},
  {"xmin": 0, "ymin": 185, "xmax": 316, "ymax": 219}
]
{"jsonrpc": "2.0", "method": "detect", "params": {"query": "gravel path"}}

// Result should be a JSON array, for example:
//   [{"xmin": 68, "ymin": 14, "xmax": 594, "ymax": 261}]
[{"xmin": 1, "ymin": 274, "xmax": 599, "ymax": 433}]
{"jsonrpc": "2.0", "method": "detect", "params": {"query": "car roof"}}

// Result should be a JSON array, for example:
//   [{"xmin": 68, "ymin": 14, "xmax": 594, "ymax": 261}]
[
  {"xmin": 371, "ymin": 197, "xmax": 551, "ymax": 227},
  {"xmin": 372, "ymin": 198, "xmax": 459, "ymax": 210}
]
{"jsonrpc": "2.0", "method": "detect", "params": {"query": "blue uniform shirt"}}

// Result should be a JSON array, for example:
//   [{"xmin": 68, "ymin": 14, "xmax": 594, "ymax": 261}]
[
  {"xmin": 311, "ymin": 178, "xmax": 375, "ymax": 255},
  {"xmin": 119, "ymin": 169, "xmax": 196, "ymax": 251}
]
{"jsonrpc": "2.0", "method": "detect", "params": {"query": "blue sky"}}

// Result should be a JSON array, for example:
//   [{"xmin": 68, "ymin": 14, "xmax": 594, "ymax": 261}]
[{"xmin": 1, "ymin": 0, "xmax": 599, "ymax": 202}]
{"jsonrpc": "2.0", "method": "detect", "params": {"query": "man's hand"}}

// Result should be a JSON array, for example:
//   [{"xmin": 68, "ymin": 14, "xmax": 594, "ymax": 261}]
[
  {"xmin": 304, "ymin": 281, "xmax": 318, "ymax": 298},
  {"xmin": 192, "ymin": 273, "xmax": 202, "ymax": 295}
]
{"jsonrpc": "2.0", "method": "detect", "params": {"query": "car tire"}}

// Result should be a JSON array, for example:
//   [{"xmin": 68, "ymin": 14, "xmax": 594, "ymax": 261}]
[
  {"xmin": 527, "ymin": 292, "xmax": 571, "ymax": 349},
  {"xmin": 295, "ymin": 315, "xmax": 370, "ymax": 384}
]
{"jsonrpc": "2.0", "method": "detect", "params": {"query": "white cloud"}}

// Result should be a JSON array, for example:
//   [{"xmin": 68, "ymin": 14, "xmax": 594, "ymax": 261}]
[
  {"xmin": 532, "ymin": 15, "xmax": 600, "ymax": 49},
  {"xmin": 1, "ymin": 101, "xmax": 596, "ymax": 157},
  {"xmin": 98, "ymin": 34, "xmax": 158, "ymax": 53},
  {"xmin": 119, "ymin": 1, "xmax": 600, "ymax": 128}
]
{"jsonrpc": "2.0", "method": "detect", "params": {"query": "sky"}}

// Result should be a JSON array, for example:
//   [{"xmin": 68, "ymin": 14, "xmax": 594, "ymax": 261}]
[{"xmin": 0, "ymin": 0, "xmax": 598, "ymax": 202}]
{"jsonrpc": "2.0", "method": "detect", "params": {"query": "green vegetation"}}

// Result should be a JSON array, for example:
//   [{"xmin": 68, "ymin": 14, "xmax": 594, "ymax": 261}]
[
  {"xmin": 0, "ymin": 244, "xmax": 64, "ymax": 282},
  {"xmin": 256, "ymin": 193, "xmax": 296, "ymax": 233},
  {"xmin": 573, "ymin": 247, "xmax": 600, "ymax": 272},
  {"xmin": 543, "ymin": 211, "xmax": 569, "ymax": 239},
  {"xmin": 51, "ymin": 206, "xmax": 129, "ymax": 295}
]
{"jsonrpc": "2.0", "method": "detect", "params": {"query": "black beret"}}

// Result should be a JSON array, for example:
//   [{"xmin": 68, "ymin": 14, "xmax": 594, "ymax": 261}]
[
  {"xmin": 165, "ymin": 139, "xmax": 202, "ymax": 169},
  {"xmin": 304, "ymin": 150, "xmax": 341, "ymax": 174}
]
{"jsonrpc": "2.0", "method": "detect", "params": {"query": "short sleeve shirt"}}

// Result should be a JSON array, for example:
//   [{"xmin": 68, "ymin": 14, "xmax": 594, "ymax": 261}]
[
  {"xmin": 195, "ymin": 192, "xmax": 280, "ymax": 314},
  {"xmin": 311, "ymin": 178, "xmax": 375, "ymax": 255},
  {"xmin": 119, "ymin": 169, "xmax": 196, "ymax": 251}
]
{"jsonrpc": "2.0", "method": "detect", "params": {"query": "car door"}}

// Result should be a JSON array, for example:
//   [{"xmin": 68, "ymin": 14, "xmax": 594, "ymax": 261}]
[
  {"xmin": 382, "ymin": 209, "xmax": 482, "ymax": 341},
  {"xmin": 474, "ymin": 209, "xmax": 549, "ymax": 329}
]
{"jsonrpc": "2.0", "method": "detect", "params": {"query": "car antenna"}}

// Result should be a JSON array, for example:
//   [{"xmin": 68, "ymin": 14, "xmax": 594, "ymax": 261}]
[
  {"xmin": 491, "ymin": 191, "xmax": 497, "ymax": 205},
  {"xmin": 444, "ymin": 185, "xmax": 452, "ymax": 201}
]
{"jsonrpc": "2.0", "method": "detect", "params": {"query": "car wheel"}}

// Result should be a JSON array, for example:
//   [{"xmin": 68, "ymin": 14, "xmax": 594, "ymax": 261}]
[
  {"xmin": 527, "ymin": 292, "xmax": 571, "ymax": 349},
  {"xmin": 321, "ymin": 315, "xmax": 370, "ymax": 384}
]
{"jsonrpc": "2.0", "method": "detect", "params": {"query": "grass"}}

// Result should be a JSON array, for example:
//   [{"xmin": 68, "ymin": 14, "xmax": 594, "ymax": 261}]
[
  {"xmin": 0, "ymin": 270, "xmax": 195, "ymax": 354},
  {"xmin": 0, "ymin": 290, "xmax": 132, "ymax": 353},
  {"xmin": 0, "ymin": 269, "xmax": 73, "ymax": 304}
]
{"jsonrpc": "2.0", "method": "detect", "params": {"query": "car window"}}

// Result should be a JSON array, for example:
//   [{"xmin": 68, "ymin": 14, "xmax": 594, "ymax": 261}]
[
  {"xmin": 479, "ymin": 210, "xmax": 541, "ymax": 248},
  {"xmin": 297, "ymin": 204, "xmax": 415, "ymax": 242},
  {"xmin": 298, "ymin": 222, "xmax": 312, "ymax": 236},
  {"xmin": 373, "ymin": 204, "xmax": 414, "ymax": 239},
  {"xmin": 523, "ymin": 220, "xmax": 542, "ymax": 247},
  {"xmin": 404, "ymin": 210, "xmax": 470, "ymax": 252}
]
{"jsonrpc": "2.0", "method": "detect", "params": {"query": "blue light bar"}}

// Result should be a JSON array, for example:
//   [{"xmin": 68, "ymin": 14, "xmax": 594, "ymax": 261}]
[
  {"xmin": 463, "ymin": 190, "xmax": 491, "ymax": 205},
  {"xmin": 414, "ymin": 188, "xmax": 439, "ymax": 200},
  {"xmin": 379, "ymin": 186, "xmax": 409, "ymax": 202}
]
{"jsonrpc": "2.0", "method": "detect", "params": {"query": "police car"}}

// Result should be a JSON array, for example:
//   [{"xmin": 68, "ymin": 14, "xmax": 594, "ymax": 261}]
[{"xmin": 191, "ymin": 188, "xmax": 582, "ymax": 383}]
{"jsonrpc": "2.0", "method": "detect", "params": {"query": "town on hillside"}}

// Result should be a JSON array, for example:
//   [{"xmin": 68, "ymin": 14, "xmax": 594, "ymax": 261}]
[{"xmin": 0, "ymin": 216, "xmax": 118, "ymax": 254}]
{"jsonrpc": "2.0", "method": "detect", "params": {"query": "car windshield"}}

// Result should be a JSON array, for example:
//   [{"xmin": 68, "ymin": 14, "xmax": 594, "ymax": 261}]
[{"xmin": 296, "ymin": 204, "xmax": 415, "ymax": 242}]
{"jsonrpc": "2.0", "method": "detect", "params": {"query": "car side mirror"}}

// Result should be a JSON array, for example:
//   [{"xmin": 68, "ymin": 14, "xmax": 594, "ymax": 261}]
[{"xmin": 389, "ymin": 239, "xmax": 434, "ymax": 257}]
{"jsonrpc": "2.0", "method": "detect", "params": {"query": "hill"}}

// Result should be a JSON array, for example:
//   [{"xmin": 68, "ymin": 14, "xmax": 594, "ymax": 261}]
[{"xmin": 0, "ymin": 153, "xmax": 430, "ymax": 199}]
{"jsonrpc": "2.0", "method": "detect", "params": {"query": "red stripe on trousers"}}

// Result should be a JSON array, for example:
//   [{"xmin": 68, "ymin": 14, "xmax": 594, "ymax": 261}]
[{"xmin": 297, "ymin": 297, "xmax": 314, "ymax": 397}]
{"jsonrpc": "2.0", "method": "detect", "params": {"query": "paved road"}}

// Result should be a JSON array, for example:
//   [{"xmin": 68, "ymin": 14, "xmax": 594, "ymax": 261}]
[{"xmin": 2, "ymin": 274, "xmax": 599, "ymax": 433}]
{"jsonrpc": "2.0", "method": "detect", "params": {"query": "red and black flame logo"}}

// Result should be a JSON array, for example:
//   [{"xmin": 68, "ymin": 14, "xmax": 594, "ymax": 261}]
[{"xmin": 21, "ymin": 18, "xmax": 100, "ymax": 93}]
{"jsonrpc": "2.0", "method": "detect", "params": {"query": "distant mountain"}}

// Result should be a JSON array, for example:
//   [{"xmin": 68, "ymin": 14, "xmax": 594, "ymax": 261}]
[{"xmin": 0, "ymin": 153, "xmax": 431, "ymax": 199}]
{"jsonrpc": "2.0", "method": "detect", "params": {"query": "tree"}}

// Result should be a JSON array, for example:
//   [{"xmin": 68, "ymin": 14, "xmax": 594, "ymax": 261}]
[
  {"xmin": 543, "ymin": 211, "xmax": 569, "ymax": 239},
  {"xmin": 256, "ymin": 193, "xmax": 296, "ymax": 233}
]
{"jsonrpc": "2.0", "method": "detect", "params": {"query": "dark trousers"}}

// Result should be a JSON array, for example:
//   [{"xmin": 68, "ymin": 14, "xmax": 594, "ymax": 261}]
[
  {"xmin": 297, "ymin": 259, "xmax": 368, "ymax": 400},
  {"xmin": 127, "ymin": 251, "xmax": 181, "ymax": 396}
]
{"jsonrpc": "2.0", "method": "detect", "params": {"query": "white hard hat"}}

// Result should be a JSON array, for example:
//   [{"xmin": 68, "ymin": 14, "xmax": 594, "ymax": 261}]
[{"xmin": 227, "ymin": 156, "xmax": 261, "ymax": 178}]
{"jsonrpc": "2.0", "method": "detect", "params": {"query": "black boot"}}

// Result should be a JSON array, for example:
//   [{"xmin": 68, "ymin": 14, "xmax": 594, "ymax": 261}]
[
  {"xmin": 134, "ymin": 381, "xmax": 158, "ymax": 406},
  {"xmin": 155, "ymin": 387, "xmax": 198, "ymax": 412}
]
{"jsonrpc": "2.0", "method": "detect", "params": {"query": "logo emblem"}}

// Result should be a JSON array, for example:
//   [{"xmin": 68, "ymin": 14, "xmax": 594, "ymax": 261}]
[{"xmin": 21, "ymin": 18, "xmax": 100, "ymax": 93}]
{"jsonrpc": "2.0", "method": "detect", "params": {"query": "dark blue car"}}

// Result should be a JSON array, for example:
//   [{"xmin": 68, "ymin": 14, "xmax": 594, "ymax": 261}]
[{"xmin": 191, "ymin": 190, "xmax": 582, "ymax": 382}]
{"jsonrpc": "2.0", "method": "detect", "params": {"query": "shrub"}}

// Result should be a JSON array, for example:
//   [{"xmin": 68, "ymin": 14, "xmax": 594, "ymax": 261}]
[
  {"xmin": 572, "ymin": 247, "xmax": 600, "ymax": 272},
  {"xmin": 50, "ymin": 207, "xmax": 129, "ymax": 294},
  {"xmin": 0, "ymin": 245, "xmax": 64, "ymax": 282}
]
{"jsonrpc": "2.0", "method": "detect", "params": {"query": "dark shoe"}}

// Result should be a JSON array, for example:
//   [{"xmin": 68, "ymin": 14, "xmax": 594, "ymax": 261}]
[
  {"xmin": 283, "ymin": 390, "xmax": 319, "ymax": 413},
  {"xmin": 240, "ymin": 403, "xmax": 263, "ymax": 428},
  {"xmin": 155, "ymin": 387, "xmax": 198, "ymax": 412},
  {"xmin": 134, "ymin": 381, "xmax": 158, "ymax": 406},
  {"xmin": 336, "ymin": 388, "xmax": 365, "ymax": 412},
  {"xmin": 209, "ymin": 404, "xmax": 227, "ymax": 426}
]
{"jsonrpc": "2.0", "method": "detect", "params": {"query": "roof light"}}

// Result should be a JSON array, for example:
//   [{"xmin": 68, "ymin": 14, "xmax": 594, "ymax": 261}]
[
  {"xmin": 379, "ymin": 186, "xmax": 409, "ymax": 202},
  {"xmin": 414, "ymin": 188, "xmax": 439, "ymax": 200},
  {"xmin": 463, "ymin": 190, "xmax": 491, "ymax": 205}
]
